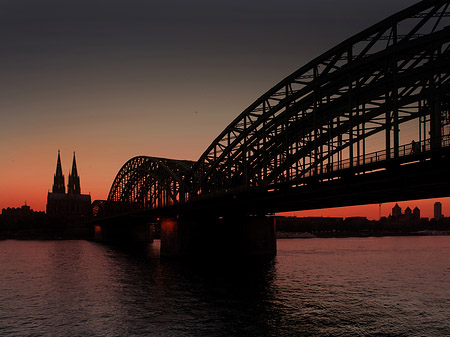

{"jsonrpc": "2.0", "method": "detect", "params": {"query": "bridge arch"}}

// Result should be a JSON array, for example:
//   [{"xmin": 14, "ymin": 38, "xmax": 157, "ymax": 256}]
[
  {"xmin": 107, "ymin": 156, "xmax": 195, "ymax": 211},
  {"xmin": 193, "ymin": 0, "xmax": 450, "ymax": 194}
]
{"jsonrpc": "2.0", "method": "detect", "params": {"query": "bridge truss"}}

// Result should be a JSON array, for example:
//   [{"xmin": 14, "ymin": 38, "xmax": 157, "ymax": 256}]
[
  {"xmin": 106, "ymin": 0, "xmax": 450, "ymax": 214},
  {"xmin": 107, "ymin": 156, "xmax": 195, "ymax": 212}
]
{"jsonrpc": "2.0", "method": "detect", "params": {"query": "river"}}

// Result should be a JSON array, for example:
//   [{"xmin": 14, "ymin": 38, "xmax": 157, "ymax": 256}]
[{"xmin": 0, "ymin": 236, "xmax": 449, "ymax": 336}]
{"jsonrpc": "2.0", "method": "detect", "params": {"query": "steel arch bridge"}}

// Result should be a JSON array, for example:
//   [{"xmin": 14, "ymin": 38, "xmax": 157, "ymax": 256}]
[
  {"xmin": 105, "ymin": 0, "xmax": 450, "ymax": 216},
  {"xmin": 107, "ymin": 156, "xmax": 195, "ymax": 213}
]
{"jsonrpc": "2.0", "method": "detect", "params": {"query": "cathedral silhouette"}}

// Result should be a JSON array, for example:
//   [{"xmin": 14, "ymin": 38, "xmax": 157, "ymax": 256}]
[{"xmin": 46, "ymin": 151, "xmax": 92, "ymax": 219}]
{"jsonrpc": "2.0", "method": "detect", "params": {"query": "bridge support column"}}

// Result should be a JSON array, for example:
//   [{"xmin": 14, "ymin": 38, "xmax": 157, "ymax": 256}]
[{"xmin": 160, "ymin": 215, "xmax": 276, "ymax": 258}]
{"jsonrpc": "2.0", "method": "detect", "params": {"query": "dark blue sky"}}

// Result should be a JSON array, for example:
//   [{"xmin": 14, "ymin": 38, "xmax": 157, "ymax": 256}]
[{"xmin": 0, "ymin": 0, "xmax": 417, "ymax": 73}]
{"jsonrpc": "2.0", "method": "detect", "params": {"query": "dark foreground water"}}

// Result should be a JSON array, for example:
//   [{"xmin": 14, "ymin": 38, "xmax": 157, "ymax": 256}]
[{"xmin": 0, "ymin": 237, "xmax": 449, "ymax": 336}]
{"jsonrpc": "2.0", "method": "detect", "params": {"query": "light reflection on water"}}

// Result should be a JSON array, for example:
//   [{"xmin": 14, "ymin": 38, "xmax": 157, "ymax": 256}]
[{"xmin": 0, "ymin": 237, "xmax": 449, "ymax": 336}]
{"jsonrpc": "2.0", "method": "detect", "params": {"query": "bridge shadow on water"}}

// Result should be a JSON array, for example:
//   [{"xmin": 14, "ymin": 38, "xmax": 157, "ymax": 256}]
[{"xmin": 100, "ymin": 240, "xmax": 285, "ymax": 337}]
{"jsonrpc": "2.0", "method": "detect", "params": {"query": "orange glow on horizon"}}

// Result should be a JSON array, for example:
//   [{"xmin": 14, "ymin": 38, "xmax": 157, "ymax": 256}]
[
  {"xmin": 0, "ymin": 149, "xmax": 448, "ymax": 219},
  {"xmin": 278, "ymin": 197, "xmax": 450, "ymax": 220},
  {"xmin": 2, "ymin": 176, "xmax": 449, "ymax": 222}
]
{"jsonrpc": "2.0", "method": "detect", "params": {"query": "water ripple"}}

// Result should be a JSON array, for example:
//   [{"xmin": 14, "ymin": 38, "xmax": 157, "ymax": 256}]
[{"xmin": 0, "ymin": 237, "xmax": 449, "ymax": 336}]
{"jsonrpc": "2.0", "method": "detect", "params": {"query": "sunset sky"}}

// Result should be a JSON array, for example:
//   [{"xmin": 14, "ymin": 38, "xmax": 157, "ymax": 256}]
[{"xmin": 1, "ymin": 0, "xmax": 448, "ymax": 219}]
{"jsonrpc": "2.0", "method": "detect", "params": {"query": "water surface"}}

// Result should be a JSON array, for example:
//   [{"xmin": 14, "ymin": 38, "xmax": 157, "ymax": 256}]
[{"xmin": 0, "ymin": 237, "xmax": 449, "ymax": 336}]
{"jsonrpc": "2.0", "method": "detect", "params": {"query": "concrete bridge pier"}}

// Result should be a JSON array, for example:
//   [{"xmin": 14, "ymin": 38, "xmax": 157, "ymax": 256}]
[{"xmin": 160, "ymin": 215, "xmax": 276, "ymax": 258}]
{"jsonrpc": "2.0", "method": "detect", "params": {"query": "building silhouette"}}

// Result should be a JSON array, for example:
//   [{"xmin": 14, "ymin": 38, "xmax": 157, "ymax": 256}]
[
  {"xmin": 46, "ymin": 151, "xmax": 92, "ymax": 219},
  {"xmin": 413, "ymin": 206, "xmax": 420, "ymax": 219},
  {"xmin": 404, "ymin": 206, "xmax": 412, "ymax": 216},
  {"xmin": 434, "ymin": 202, "xmax": 443, "ymax": 220},
  {"xmin": 1, "ymin": 203, "xmax": 44, "ymax": 222},
  {"xmin": 392, "ymin": 203, "xmax": 402, "ymax": 218},
  {"xmin": 388, "ymin": 203, "xmax": 421, "ymax": 230}
]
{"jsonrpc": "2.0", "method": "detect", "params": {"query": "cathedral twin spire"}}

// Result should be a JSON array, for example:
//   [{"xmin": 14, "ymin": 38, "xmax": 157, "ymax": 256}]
[
  {"xmin": 52, "ymin": 150, "xmax": 81, "ymax": 194},
  {"xmin": 52, "ymin": 150, "xmax": 65, "ymax": 193},
  {"xmin": 68, "ymin": 152, "xmax": 81, "ymax": 194}
]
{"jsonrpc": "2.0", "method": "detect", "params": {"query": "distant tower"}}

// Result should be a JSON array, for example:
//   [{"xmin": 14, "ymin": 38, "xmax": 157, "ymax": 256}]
[
  {"xmin": 52, "ymin": 150, "xmax": 65, "ymax": 193},
  {"xmin": 404, "ymin": 206, "xmax": 412, "ymax": 216},
  {"xmin": 67, "ymin": 152, "xmax": 81, "ymax": 194},
  {"xmin": 392, "ymin": 203, "xmax": 402, "ymax": 218},
  {"xmin": 413, "ymin": 207, "xmax": 420, "ymax": 219},
  {"xmin": 434, "ymin": 202, "xmax": 443, "ymax": 220}
]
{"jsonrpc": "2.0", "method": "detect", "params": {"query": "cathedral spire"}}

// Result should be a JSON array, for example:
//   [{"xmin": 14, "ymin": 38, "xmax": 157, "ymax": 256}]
[
  {"xmin": 71, "ymin": 151, "xmax": 78, "ymax": 178},
  {"xmin": 56, "ymin": 150, "xmax": 63, "ymax": 176},
  {"xmin": 52, "ymin": 150, "xmax": 65, "ymax": 193},
  {"xmin": 68, "ymin": 151, "xmax": 81, "ymax": 194}
]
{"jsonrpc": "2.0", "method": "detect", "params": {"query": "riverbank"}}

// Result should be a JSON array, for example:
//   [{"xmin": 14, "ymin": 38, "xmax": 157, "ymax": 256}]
[{"xmin": 276, "ymin": 230, "xmax": 450, "ymax": 239}]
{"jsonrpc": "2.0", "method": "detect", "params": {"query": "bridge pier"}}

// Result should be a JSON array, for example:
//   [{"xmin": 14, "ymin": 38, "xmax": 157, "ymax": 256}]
[
  {"xmin": 94, "ymin": 222, "xmax": 154, "ymax": 244},
  {"xmin": 160, "ymin": 215, "xmax": 276, "ymax": 258}
]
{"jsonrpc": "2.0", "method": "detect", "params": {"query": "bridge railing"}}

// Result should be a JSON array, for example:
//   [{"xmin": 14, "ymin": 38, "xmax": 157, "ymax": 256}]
[{"xmin": 306, "ymin": 135, "xmax": 450, "ymax": 177}]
